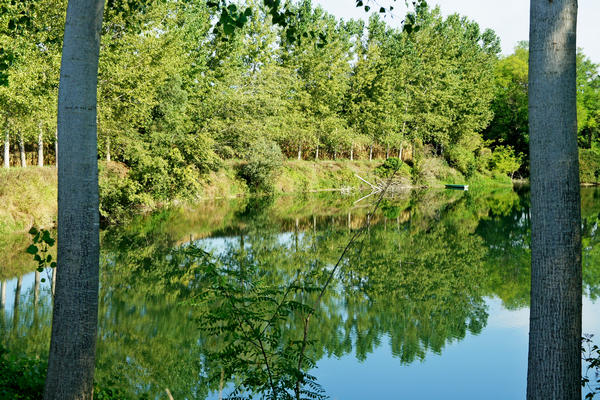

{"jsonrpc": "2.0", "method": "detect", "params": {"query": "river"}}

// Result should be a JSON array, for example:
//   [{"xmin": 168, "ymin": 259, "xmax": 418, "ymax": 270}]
[{"xmin": 2, "ymin": 187, "xmax": 600, "ymax": 399}]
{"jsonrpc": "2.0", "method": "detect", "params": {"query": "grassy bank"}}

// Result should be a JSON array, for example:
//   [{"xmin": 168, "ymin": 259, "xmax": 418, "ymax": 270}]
[
  {"xmin": 0, "ymin": 167, "xmax": 57, "ymax": 235},
  {"xmin": 1, "ymin": 158, "xmax": 512, "ymax": 237}
]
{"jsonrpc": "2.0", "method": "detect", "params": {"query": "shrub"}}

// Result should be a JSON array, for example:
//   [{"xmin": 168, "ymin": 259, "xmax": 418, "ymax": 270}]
[
  {"xmin": 489, "ymin": 145, "xmax": 523, "ymax": 178},
  {"xmin": 375, "ymin": 157, "xmax": 403, "ymax": 178},
  {"xmin": 580, "ymin": 149, "xmax": 600, "ymax": 183},
  {"xmin": 0, "ymin": 345, "xmax": 45, "ymax": 400},
  {"xmin": 99, "ymin": 162, "xmax": 143, "ymax": 223},
  {"xmin": 239, "ymin": 139, "xmax": 283, "ymax": 192}
]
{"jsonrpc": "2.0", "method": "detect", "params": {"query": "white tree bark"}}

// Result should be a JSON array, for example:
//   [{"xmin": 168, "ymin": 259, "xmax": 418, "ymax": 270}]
[
  {"xmin": 38, "ymin": 125, "xmax": 44, "ymax": 167},
  {"xmin": 18, "ymin": 132, "xmax": 26, "ymax": 168},
  {"xmin": 43, "ymin": 0, "xmax": 105, "ymax": 398},
  {"xmin": 527, "ymin": 1, "xmax": 581, "ymax": 399}
]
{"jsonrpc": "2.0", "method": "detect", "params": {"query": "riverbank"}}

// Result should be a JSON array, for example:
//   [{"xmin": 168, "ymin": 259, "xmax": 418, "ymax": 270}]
[{"xmin": 1, "ymin": 159, "xmax": 512, "ymax": 237}]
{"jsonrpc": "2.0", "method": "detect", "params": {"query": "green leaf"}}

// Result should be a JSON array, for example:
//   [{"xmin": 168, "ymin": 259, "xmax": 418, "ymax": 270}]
[
  {"xmin": 28, "ymin": 227, "xmax": 38, "ymax": 235},
  {"xmin": 50, "ymin": 262, "xmax": 57, "ymax": 268},
  {"xmin": 26, "ymin": 245, "xmax": 38, "ymax": 255},
  {"xmin": 364, "ymin": 5, "xmax": 370, "ymax": 12}
]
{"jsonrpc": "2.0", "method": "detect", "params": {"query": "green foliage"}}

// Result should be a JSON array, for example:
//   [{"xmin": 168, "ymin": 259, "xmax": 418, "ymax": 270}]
[
  {"xmin": 0, "ymin": 345, "xmax": 45, "ymax": 400},
  {"xmin": 374, "ymin": 157, "xmax": 402, "ymax": 178},
  {"xmin": 27, "ymin": 227, "xmax": 56, "ymax": 279},
  {"xmin": 239, "ymin": 139, "xmax": 284, "ymax": 192},
  {"xmin": 580, "ymin": 149, "xmax": 600, "ymax": 184},
  {"xmin": 583, "ymin": 335, "xmax": 600, "ymax": 399},
  {"xmin": 99, "ymin": 162, "xmax": 143, "ymax": 223},
  {"xmin": 195, "ymin": 254, "xmax": 326, "ymax": 400},
  {"xmin": 489, "ymin": 145, "xmax": 523, "ymax": 178}
]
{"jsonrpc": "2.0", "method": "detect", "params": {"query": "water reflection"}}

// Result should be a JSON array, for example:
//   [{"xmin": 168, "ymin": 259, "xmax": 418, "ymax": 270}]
[{"xmin": 2, "ymin": 188, "xmax": 600, "ymax": 398}]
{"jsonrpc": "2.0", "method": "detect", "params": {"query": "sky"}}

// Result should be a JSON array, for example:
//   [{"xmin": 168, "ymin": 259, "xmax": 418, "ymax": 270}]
[{"xmin": 313, "ymin": 0, "xmax": 600, "ymax": 63}]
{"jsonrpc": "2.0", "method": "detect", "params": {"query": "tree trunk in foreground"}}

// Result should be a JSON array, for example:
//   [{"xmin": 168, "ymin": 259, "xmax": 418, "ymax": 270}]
[
  {"xmin": 43, "ymin": 1, "xmax": 104, "ymax": 399},
  {"xmin": 527, "ymin": 1, "xmax": 581, "ymax": 399},
  {"xmin": 3, "ymin": 131, "xmax": 8, "ymax": 168},
  {"xmin": 18, "ymin": 132, "xmax": 26, "ymax": 167},
  {"xmin": 38, "ymin": 126, "xmax": 44, "ymax": 167}
]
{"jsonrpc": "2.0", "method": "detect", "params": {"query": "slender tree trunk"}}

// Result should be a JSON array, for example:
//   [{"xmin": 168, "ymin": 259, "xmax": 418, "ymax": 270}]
[
  {"xmin": 34, "ymin": 271, "xmax": 40, "ymax": 306},
  {"xmin": 527, "ymin": 1, "xmax": 581, "ymax": 399},
  {"xmin": 38, "ymin": 126, "xmax": 44, "ymax": 167},
  {"xmin": 105, "ymin": 136, "xmax": 110, "ymax": 162},
  {"xmin": 3, "ymin": 131, "xmax": 8, "ymax": 168},
  {"xmin": 386, "ymin": 144, "xmax": 390, "ymax": 159},
  {"xmin": 297, "ymin": 144, "xmax": 302, "ymax": 160},
  {"xmin": 369, "ymin": 144, "xmax": 373, "ymax": 161},
  {"xmin": 333, "ymin": 149, "xmax": 337, "ymax": 160},
  {"xmin": 315, "ymin": 145, "xmax": 318, "ymax": 161},
  {"xmin": 350, "ymin": 144, "xmax": 354, "ymax": 161},
  {"xmin": 399, "ymin": 145, "xmax": 403, "ymax": 160},
  {"xmin": 51, "ymin": 267, "xmax": 56, "ymax": 298},
  {"xmin": 18, "ymin": 131, "xmax": 26, "ymax": 168},
  {"xmin": 0, "ymin": 280, "xmax": 5, "ymax": 311},
  {"xmin": 44, "ymin": 1, "xmax": 105, "ymax": 399},
  {"xmin": 13, "ymin": 277, "xmax": 22, "ymax": 330},
  {"xmin": 54, "ymin": 129, "xmax": 58, "ymax": 167}
]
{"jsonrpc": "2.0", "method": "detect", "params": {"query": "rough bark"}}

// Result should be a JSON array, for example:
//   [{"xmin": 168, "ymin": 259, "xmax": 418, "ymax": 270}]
[
  {"xmin": 18, "ymin": 131, "xmax": 26, "ymax": 167},
  {"xmin": 38, "ymin": 126, "xmax": 44, "ymax": 167},
  {"xmin": 3, "ymin": 131, "xmax": 8, "ymax": 168},
  {"xmin": 527, "ymin": 1, "xmax": 582, "ymax": 399},
  {"xmin": 43, "ymin": 1, "xmax": 105, "ymax": 399}
]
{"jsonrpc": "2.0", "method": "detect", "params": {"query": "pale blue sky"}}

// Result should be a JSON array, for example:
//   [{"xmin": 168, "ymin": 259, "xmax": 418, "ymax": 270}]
[{"xmin": 314, "ymin": 0, "xmax": 600, "ymax": 62}]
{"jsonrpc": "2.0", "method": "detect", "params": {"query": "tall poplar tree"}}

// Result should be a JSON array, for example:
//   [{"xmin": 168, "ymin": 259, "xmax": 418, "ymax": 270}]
[
  {"xmin": 526, "ymin": 1, "xmax": 581, "ymax": 399},
  {"xmin": 44, "ymin": 0, "xmax": 105, "ymax": 398}
]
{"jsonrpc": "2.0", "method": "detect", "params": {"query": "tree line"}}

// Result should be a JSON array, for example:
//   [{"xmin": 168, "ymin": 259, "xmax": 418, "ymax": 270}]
[{"xmin": 5, "ymin": 0, "xmax": 597, "ymax": 186}]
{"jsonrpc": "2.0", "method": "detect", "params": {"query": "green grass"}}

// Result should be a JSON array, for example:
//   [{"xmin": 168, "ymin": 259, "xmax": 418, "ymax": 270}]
[{"xmin": 0, "ymin": 167, "xmax": 57, "ymax": 236}]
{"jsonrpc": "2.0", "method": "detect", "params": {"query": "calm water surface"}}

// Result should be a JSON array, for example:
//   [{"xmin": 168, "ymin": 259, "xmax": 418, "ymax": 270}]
[{"xmin": 2, "ymin": 187, "xmax": 600, "ymax": 399}]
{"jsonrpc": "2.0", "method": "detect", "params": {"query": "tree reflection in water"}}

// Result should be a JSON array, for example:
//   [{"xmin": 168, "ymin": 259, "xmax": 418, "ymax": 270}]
[{"xmin": 4, "ymin": 188, "xmax": 600, "ymax": 398}]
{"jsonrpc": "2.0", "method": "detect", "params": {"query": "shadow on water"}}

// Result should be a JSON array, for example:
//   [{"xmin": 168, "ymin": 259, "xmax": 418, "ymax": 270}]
[{"xmin": 3, "ymin": 187, "xmax": 600, "ymax": 398}]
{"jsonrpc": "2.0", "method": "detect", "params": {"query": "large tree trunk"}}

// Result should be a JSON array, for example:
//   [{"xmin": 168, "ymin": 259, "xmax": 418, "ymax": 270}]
[
  {"xmin": 3, "ymin": 131, "xmax": 8, "ymax": 168},
  {"xmin": 43, "ymin": 1, "xmax": 105, "ymax": 399},
  {"xmin": 38, "ymin": 126, "xmax": 44, "ymax": 167},
  {"xmin": 527, "ymin": 1, "xmax": 581, "ymax": 399},
  {"xmin": 18, "ymin": 131, "xmax": 26, "ymax": 168}
]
